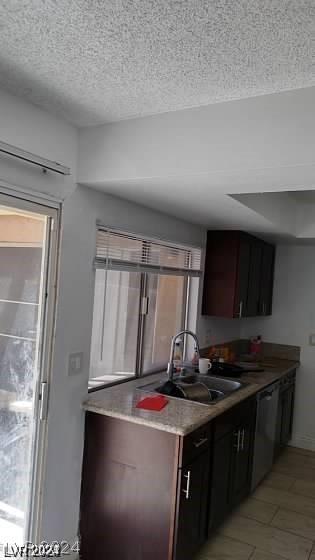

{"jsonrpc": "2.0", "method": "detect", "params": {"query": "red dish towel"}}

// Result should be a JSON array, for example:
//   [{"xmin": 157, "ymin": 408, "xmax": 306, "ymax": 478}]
[{"xmin": 136, "ymin": 395, "xmax": 169, "ymax": 411}]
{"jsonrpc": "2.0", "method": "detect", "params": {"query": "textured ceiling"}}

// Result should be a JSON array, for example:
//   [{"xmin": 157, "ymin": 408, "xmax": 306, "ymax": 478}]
[{"xmin": 0, "ymin": 1, "xmax": 314, "ymax": 126}]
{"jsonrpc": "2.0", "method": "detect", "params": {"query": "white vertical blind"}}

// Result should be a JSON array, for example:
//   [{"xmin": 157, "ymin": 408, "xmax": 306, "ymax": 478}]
[{"xmin": 95, "ymin": 227, "xmax": 202, "ymax": 277}]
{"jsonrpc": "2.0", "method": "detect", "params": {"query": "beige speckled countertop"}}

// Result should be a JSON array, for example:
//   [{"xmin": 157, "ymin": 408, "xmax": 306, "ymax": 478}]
[{"xmin": 82, "ymin": 359, "xmax": 299, "ymax": 436}]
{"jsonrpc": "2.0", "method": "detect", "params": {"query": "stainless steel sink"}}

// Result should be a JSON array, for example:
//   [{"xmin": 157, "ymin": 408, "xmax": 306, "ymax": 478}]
[
  {"xmin": 137, "ymin": 373, "xmax": 246, "ymax": 405},
  {"xmin": 181, "ymin": 374, "xmax": 242, "ymax": 392}
]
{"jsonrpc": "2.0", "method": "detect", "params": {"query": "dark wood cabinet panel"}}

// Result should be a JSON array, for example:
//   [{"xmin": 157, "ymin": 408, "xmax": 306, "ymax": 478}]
[
  {"xmin": 202, "ymin": 231, "xmax": 241, "ymax": 318},
  {"xmin": 230, "ymin": 414, "xmax": 255, "ymax": 506},
  {"xmin": 79, "ymin": 396, "xmax": 262, "ymax": 559},
  {"xmin": 209, "ymin": 397, "xmax": 256, "ymax": 532},
  {"xmin": 246, "ymin": 240, "xmax": 263, "ymax": 317},
  {"xmin": 202, "ymin": 230, "xmax": 275, "ymax": 318},
  {"xmin": 80, "ymin": 414, "xmax": 179, "ymax": 560},
  {"xmin": 80, "ymin": 415, "xmax": 212, "ymax": 560},
  {"xmin": 208, "ymin": 430, "xmax": 233, "ymax": 531},
  {"xmin": 180, "ymin": 422, "xmax": 211, "ymax": 466},
  {"xmin": 175, "ymin": 452, "xmax": 210, "ymax": 560},
  {"xmin": 235, "ymin": 236, "xmax": 251, "ymax": 317},
  {"xmin": 260, "ymin": 242, "xmax": 275, "ymax": 315}
]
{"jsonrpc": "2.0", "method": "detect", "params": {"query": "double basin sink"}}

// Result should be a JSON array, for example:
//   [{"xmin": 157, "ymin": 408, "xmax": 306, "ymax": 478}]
[{"xmin": 138, "ymin": 373, "xmax": 245, "ymax": 405}]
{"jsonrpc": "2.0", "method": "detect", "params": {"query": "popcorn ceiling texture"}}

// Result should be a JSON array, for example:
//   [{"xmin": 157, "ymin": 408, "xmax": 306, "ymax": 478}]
[{"xmin": 0, "ymin": 1, "xmax": 314, "ymax": 126}]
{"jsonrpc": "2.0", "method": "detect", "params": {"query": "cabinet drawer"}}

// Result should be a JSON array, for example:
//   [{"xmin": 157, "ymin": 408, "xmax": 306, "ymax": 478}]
[
  {"xmin": 214, "ymin": 398, "xmax": 256, "ymax": 441},
  {"xmin": 181, "ymin": 422, "xmax": 212, "ymax": 466}
]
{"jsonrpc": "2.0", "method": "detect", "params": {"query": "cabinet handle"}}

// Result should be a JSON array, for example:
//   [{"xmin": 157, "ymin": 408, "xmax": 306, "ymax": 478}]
[
  {"xmin": 193, "ymin": 437, "xmax": 208, "ymax": 448},
  {"xmin": 239, "ymin": 301, "xmax": 243, "ymax": 318},
  {"xmin": 233, "ymin": 430, "xmax": 240, "ymax": 452},
  {"xmin": 262, "ymin": 302, "xmax": 266, "ymax": 315},
  {"xmin": 241, "ymin": 428, "xmax": 245, "ymax": 451},
  {"xmin": 182, "ymin": 470, "xmax": 191, "ymax": 500}
]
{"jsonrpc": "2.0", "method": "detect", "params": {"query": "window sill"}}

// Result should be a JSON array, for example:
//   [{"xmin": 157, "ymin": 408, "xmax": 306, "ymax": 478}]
[
  {"xmin": 88, "ymin": 373, "xmax": 135, "ymax": 393},
  {"xmin": 88, "ymin": 368, "xmax": 167, "ymax": 393}
]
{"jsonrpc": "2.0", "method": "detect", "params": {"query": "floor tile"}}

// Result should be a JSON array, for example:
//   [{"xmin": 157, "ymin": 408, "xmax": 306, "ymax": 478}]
[
  {"xmin": 273, "ymin": 462, "xmax": 315, "ymax": 484},
  {"xmin": 291, "ymin": 478, "xmax": 315, "ymax": 499},
  {"xmin": 278, "ymin": 449, "xmax": 315, "ymax": 470},
  {"xmin": 263, "ymin": 471, "xmax": 295, "ymax": 491},
  {"xmin": 253, "ymin": 485, "xmax": 315, "ymax": 519},
  {"xmin": 271, "ymin": 507, "xmax": 315, "ymax": 540},
  {"xmin": 287, "ymin": 446, "xmax": 315, "ymax": 459},
  {"xmin": 195, "ymin": 534, "xmax": 254, "ymax": 559},
  {"xmin": 220, "ymin": 514, "xmax": 312, "ymax": 560},
  {"xmin": 251, "ymin": 550, "xmax": 289, "ymax": 560},
  {"xmin": 273, "ymin": 452, "xmax": 315, "ymax": 482},
  {"xmin": 237, "ymin": 497, "xmax": 278, "ymax": 524},
  {"xmin": 195, "ymin": 446, "xmax": 315, "ymax": 560}
]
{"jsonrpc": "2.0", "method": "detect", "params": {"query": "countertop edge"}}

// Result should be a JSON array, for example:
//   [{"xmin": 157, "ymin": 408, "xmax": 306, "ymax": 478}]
[{"xmin": 83, "ymin": 361, "xmax": 299, "ymax": 436}]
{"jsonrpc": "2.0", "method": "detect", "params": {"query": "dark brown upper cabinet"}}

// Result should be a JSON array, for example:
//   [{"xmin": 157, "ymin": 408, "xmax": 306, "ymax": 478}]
[
  {"xmin": 202, "ymin": 231, "xmax": 275, "ymax": 318},
  {"xmin": 259, "ymin": 241, "xmax": 275, "ymax": 316}
]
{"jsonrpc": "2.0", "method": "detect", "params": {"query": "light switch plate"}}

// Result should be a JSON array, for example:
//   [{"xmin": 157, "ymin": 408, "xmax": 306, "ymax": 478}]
[
  {"xmin": 309, "ymin": 334, "xmax": 315, "ymax": 346},
  {"xmin": 68, "ymin": 352, "xmax": 83, "ymax": 375}
]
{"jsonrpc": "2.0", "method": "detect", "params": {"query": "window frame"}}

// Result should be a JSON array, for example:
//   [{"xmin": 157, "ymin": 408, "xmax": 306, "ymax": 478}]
[
  {"xmin": 136, "ymin": 271, "xmax": 188, "ymax": 377},
  {"xmin": 88, "ymin": 270, "xmax": 189, "ymax": 392},
  {"xmin": 89, "ymin": 228, "xmax": 201, "ymax": 392}
]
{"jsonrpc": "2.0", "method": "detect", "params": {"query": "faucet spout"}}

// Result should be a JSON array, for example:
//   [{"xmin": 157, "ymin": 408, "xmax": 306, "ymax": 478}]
[{"xmin": 167, "ymin": 330, "xmax": 200, "ymax": 381}]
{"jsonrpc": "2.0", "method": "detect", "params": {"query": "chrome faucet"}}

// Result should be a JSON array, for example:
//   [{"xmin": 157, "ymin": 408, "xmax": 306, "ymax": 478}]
[{"xmin": 167, "ymin": 330, "xmax": 201, "ymax": 381}]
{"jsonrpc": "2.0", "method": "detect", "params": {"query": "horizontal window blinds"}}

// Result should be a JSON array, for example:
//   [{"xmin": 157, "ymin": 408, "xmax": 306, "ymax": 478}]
[{"xmin": 95, "ymin": 228, "xmax": 202, "ymax": 277}]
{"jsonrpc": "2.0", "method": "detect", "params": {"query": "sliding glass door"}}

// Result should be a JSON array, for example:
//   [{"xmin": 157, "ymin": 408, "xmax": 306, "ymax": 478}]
[{"xmin": 0, "ymin": 195, "xmax": 57, "ymax": 552}]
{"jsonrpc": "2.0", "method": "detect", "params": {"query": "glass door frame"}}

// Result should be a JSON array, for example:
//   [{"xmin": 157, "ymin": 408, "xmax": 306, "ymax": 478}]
[{"xmin": 0, "ymin": 187, "xmax": 60, "ymax": 545}]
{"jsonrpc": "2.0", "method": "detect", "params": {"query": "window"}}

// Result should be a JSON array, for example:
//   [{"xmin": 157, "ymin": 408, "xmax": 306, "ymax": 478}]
[{"xmin": 89, "ymin": 227, "xmax": 202, "ymax": 390}]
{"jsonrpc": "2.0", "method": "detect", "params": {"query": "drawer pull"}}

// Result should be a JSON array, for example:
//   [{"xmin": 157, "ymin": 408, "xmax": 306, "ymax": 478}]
[
  {"xmin": 183, "ymin": 470, "xmax": 191, "ymax": 500},
  {"xmin": 233, "ymin": 430, "xmax": 240, "ymax": 452},
  {"xmin": 193, "ymin": 437, "xmax": 208, "ymax": 448},
  {"xmin": 239, "ymin": 301, "xmax": 243, "ymax": 318},
  {"xmin": 241, "ymin": 428, "xmax": 245, "ymax": 451}
]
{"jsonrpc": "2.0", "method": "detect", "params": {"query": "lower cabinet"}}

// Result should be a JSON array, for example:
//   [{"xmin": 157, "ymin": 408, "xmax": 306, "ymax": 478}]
[
  {"xmin": 208, "ymin": 429, "xmax": 234, "ymax": 529},
  {"xmin": 175, "ymin": 452, "xmax": 210, "ymax": 560},
  {"xmin": 208, "ymin": 397, "xmax": 256, "ymax": 532},
  {"xmin": 80, "ymin": 413, "xmax": 212, "ymax": 560},
  {"xmin": 80, "ymin": 397, "xmax": 258, "ymax": 560}
]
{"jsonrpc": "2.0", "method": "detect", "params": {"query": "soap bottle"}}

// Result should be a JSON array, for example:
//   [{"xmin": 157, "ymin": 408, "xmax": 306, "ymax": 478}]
[
  {"xmin": 191, "ymin": 345, "xmax": 199, "ymax": 367},
  {"xmin": 174, "ymin": 341, "xmax": 182, "ymax": 368}
]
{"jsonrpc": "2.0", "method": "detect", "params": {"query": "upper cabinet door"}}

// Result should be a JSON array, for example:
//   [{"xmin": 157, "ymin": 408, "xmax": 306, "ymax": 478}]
[
  {"xmin": 246, "ymin": 239, "xmax": 263, "ymax": 317},
  {"xmin": 234, "ymin": 235, "xmax": 251, "ymax": 318},
  {"xmin": 259, "ymin": 243, "xmax": 275, "ymax": 316},
  {"xmin": 202, "ymin": 231, "xmax": 275, "ymax": 318},
  {"xmin": 202, "ymin": 231, "xmax": 240, "ymax": 318}
]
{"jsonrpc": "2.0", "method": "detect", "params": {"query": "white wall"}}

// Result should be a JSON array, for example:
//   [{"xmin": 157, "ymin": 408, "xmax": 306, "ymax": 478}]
[
  {"xmin": 78, "ymin": 87, "xmax": 315, "ymax": 185},
  {"xmin": 0, "ymin": 88, "xmax": 77, "ymax": 200},
  {"xmin": 198, "ymin": 315, "xmax": 241, "ymax": 348},
  {"xmin": 44, "ymin": 184, "xmax": 206, "ymax": 543},
  {"xmin": 0, "ymin": 88, "xmax": 78, "ymax": 543},
  {"xmin": 296, "ymin": 202, "xmax": 315, "ymax": 239},
  {"xmin": 232, "ymin": 192, "xmax": 298, "ymax": 237},
  {"xmin": 0, "ymin": 89, "xmax": 220, "ymax": 545},
  {"xmin": 240, "ymin": 244, "xmax": 315, "ymax": 451},
  {"xmin": 0, "ymin": 88, "xmax": 270, "ymax": 545}
]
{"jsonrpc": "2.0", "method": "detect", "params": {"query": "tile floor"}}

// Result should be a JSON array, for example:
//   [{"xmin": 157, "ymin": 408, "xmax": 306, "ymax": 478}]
[{"xmin": 195, "ymin": 446, "xmax": 315, "ymax": 560}]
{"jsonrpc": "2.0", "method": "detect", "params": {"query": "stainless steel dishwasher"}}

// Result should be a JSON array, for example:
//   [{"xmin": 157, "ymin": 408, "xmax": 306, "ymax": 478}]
[{"xmin": 251, "ymin": 381, "xmax": 280, "ymax": 491}]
